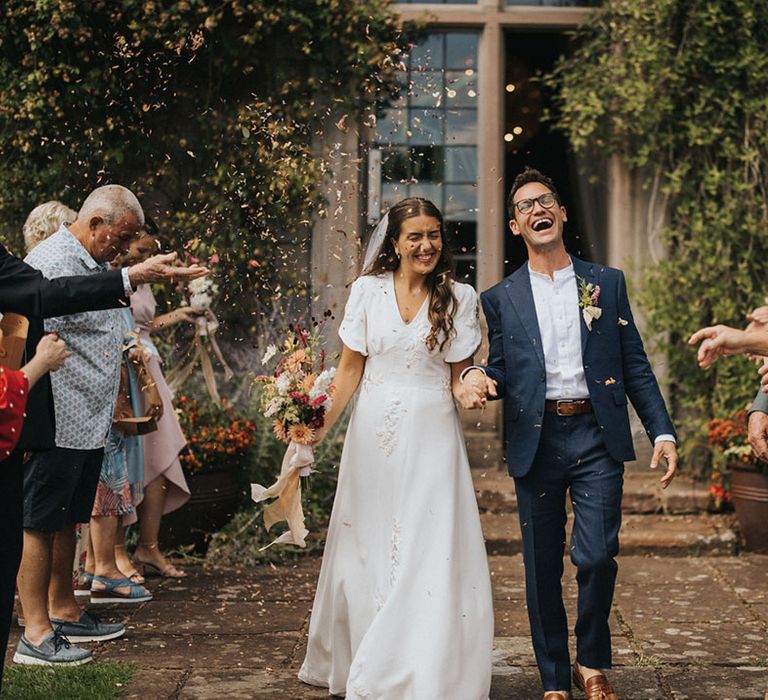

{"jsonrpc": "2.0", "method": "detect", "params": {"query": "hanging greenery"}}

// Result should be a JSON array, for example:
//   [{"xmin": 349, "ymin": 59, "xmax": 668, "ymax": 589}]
[
  {"xmin": 549, "ymin": 0, "xmax": 768, "ymax": 461},
  {"xmin": 0, "ymin": 0, "xmax": 407, "ymax": 325}
]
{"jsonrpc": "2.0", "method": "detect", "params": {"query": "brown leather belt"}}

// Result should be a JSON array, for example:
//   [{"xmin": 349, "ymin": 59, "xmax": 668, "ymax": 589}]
[{"xmin": 544, "ymin": 399, "xmax": 593, "ymax": 416}]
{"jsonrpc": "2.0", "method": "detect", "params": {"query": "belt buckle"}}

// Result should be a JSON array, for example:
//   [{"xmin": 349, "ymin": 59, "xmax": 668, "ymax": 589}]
[{"xmin": 556, "ymin": 399, "xmax": 574, "ymax": 416}]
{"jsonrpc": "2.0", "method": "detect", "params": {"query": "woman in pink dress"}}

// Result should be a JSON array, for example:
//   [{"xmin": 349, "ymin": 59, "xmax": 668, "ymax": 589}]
[{"xmin": 113, "ymin": 229, "xmax": 204, "ymax": 578}]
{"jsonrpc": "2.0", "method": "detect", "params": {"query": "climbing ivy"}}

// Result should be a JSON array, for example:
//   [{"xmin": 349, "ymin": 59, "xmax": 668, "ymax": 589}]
[{"xmin": 550, "ymin": 0, "xmax": 768, "ymax": 460}]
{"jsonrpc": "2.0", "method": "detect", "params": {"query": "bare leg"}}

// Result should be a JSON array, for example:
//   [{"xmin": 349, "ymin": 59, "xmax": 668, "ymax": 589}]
[
  {"xmin": 134, "ymin": 475, "xmax": 185, "ymax": 577},
  {"xmin": 16, "ymin": 529, "xmax": 55, "ymax": 645},
  {"xmin": 84, "ymin": 532, "xmax": 95, "ymax": 575},
  {"xmin": 114, "ymin": 521, "xmax": 144, "ymax": 583},
  {"xmin": 47, "ymin": 526, "xmax": 82, "ymax": 624}
]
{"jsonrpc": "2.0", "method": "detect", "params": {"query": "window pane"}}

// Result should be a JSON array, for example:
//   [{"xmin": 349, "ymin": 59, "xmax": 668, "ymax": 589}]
[
  {"xmin": 409, "ymin": 109, "xmax": 444, "ymax": 145},
  {"xmin": 381, "ymin": 147, "xmax": 411, "ymax": 182},
  {"xmin": 409, "ymin": 70, "xmax": 445, "ymax": 108},
  {"xmin": 445, "ymin": 109, "xmax": 477, "ymax": 144},
  {"xmin": 410, "ymin": 34, "xmax": 444, "ymax": 71},
  {"xmin": 382, "ymin": 182, "xmax": 407, "ymax": 212},
  {"xmin": 445, "ymin": 147, "xmax": 477, "ymax": 183},
  {"xmin": 445, "ymin": 70, "xmax": 479, "ymax": 107},
  {"xmin": 445, "ymin": 184, "xmax": 478, "ymax": 222},
  {"xmin": 445, "ymin": 33, "xmax": 478, "ymax": 70},
  {"xmin": 411, "ymin": 146, "xmax": 445, "ymax": 182},
  {"xmin": 376, "ymin": 108, "xmax": 408, "ymax": 144},
  {"xmin": 408, "ymin": 183, "xmax": 442, "ymax": 204}
]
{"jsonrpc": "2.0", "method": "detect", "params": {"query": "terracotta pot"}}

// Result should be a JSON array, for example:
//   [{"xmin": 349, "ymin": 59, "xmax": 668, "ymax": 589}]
[
  {"xmin": 730, "ymin": 462, "xmax": 768, "ymax": 553},
  {"xmin": 160, "ymin": 467, "xmax": 241, "ymax": 554}
]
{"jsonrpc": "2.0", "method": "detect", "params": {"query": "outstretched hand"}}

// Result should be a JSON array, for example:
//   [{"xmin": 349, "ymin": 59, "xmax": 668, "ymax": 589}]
[
  {"xmin": 688, "ymin": 324, "xmax": 744, "ymax": 368},
  {"xmin": 127, "ymin": 252, "xmax": 209, "ymax": 287},
  {"xmin": 650, "ymin": 440, "xmax": 678, "ymax": 489},
  {"xmin": 747, "ymin": 410, "xmax": 768, "ymax": 461}
]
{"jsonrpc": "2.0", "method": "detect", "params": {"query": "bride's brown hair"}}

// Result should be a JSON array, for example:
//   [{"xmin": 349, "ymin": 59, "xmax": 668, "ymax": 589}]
[{"xmin": 364, "ymin": 198, "xmax": 458, "ymax": 352}]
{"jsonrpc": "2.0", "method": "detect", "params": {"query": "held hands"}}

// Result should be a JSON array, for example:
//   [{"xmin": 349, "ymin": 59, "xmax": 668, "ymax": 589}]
[
  {"xmin": 650, "ymin": 440, "xmax": 678, "ymax": 489},
  {"xmin": 127, "ymin": 252, "xmax": 209, "ymax": 286},
  {"xmin": 454, "ymin": 369, "xmax": 498, "ymax": 410}
]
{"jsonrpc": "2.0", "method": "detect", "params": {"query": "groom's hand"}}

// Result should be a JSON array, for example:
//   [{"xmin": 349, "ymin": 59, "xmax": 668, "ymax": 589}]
[
  {"xmin": 650, "ymin": 440, "xmax": 678, "ymax": 489},
  {"xmin": 454, "ymin": 369, "xmax": 497, "ymax": 409}
]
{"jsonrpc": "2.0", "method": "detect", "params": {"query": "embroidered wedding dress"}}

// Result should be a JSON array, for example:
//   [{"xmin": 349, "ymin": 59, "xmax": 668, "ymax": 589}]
[{"xmin": 298, "ymin": 272, "xmax": 493, "ymax": 700}]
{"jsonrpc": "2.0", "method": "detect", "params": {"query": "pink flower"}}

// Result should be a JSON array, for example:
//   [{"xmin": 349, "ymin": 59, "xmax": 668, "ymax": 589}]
[{"xmin": 591, "ymin": 286, "xmax": 600, "ymax": 304}]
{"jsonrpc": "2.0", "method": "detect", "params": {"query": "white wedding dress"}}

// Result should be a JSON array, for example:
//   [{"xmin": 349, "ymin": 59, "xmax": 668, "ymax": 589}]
[{"xmin": 298, "ymin": 272, "xmax": 493, "ymax": 699}]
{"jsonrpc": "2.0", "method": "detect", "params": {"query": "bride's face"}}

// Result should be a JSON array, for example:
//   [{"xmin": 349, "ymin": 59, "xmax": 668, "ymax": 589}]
[{"xmin": 393, "ymin": 215, "xmax": 442, "ymax": 277}]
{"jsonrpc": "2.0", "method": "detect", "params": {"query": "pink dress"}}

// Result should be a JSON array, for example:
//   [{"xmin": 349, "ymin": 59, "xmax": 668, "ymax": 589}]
[{"xmin": 125, "ymin": 284, "xmax": 190, "ymax": 522}]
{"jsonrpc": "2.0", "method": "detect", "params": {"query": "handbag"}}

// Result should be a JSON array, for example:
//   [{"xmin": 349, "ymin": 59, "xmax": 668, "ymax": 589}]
[
  {"xmin": 113, "ymin": 347, "xmax": 164, "ymax": 436},
  {"xmin": 0, "ymin": 313, "xmax": 29, "ymax": 370}
]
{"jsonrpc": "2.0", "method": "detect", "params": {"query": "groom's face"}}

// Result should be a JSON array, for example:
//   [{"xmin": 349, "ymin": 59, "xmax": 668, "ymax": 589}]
[{"xmin": 509, "ymin": 181, "xmax": 567, "ymax": 252}]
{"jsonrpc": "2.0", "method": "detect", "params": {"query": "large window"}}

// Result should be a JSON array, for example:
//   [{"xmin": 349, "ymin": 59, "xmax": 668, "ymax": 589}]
[{"xmin": 368, "ymin": 32, "xmax": 479, "ymax": 284}]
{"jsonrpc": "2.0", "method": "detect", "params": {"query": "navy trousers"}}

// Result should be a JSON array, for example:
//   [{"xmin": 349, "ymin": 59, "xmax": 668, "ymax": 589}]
[{"xmin": 514, "ymin": 412, "xmax": 624, "ymax": 692}]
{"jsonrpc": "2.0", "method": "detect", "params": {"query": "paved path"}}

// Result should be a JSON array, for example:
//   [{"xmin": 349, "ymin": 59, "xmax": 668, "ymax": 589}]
[{"xmin": 6, "ymin": 470, "xmax": 768, "ymax": 699}]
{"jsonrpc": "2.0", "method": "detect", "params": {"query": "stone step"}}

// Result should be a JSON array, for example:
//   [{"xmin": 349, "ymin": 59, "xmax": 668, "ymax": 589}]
[
  {"xmin": 473, "ymin": 468, "xmax": 711, "ymax": 516},
  {"xmin": 480, "ymin": 511, "xmax": 738, "ymax": 557}
]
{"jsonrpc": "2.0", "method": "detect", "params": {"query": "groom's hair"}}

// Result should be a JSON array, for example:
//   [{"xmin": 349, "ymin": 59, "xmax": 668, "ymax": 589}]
[{"xmin": 507, "ymin": 167, "xmax": 560, "ymax": 218}]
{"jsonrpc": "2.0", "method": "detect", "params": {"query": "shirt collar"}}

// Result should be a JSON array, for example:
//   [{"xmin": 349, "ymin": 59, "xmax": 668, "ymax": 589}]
[
  {"xmin": 527, "ymin": 256, "xmax": 575, "ymax": 282},
  {"xmin": 58, "ymin": 224, "xmax": 107, "ymax": 272}
]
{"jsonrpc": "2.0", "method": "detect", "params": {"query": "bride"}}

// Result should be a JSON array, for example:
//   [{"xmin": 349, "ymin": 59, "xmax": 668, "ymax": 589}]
[{"xmin": 298, "ymin": 197, "xmax": 493, "ymax": 699}]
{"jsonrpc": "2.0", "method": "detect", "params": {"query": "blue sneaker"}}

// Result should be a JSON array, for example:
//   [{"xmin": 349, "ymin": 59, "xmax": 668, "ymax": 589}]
[
  {"xmin": 49, "ymin": 611, "xmax": 125, "ymax": 643},
  {"xmin": 13, "ymin": 628, "xmax": 92, "ymax": 666}
]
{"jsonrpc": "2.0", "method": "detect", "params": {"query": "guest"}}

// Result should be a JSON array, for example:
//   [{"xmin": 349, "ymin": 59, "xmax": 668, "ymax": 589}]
[
  {"xmin": 0, "ymin": 212, "xmax": 207, "ymax": 675},
  {"xmin": 83, "ymin": 310, "xmax": 152, "ymax": 604},
  {"xmin": 116, "ymin": 227, "xmax": 205, "ymax": 578},
  {"xmin": 23, "ymin": 201, "xmax": 77, "ymax": 253},
  {"xmin": 690, "ymin": 305, "xmax": 768, "ymax": 462}
]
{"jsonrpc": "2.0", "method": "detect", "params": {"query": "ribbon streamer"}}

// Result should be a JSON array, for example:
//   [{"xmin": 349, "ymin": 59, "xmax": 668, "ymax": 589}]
[
  {"xmin": 251, "ymin": 441, "xmax": 314, "ymax": 550},
  {"xmin": 166, "ymin": 311, "xmax": 234, "ymax": 402}
]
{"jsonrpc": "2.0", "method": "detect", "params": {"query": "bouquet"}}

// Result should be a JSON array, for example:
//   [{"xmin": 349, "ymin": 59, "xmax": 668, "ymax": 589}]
[{"xmin": 251, "ymin": 325, "xmax": 335, "ymax": 548}]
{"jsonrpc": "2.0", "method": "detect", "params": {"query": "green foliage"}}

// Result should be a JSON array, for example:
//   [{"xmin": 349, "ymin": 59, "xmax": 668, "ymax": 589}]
[
  {"xmin": 1, "ymin": 662, "xmax": 136, "ymax": 700},
  {"xmin": 0, "ymin": 0, "xmax": 406, "ymax": 323},
  {"xmin": 550, "ymin": 0, "xmax": 768, "ymax": 463}
]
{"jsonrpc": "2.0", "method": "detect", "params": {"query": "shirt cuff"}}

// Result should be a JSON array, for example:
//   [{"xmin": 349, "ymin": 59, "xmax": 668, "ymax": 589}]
[
  {"xmin": 121, "ymin": 268, "xmax": 135, "ymax": 296},
  {"xmin": 459, "ymin": 365, "xmax": 486, "ymax": 383},
  {"xmin": 654, "ymin": 434, "xmax": 676, "ymax": 444}
]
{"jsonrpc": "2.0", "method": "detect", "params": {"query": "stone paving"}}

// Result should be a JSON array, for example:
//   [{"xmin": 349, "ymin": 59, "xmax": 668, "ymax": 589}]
[{"xmin": 5, "ymin": 470, "xmax": 768, "ymax": 699}]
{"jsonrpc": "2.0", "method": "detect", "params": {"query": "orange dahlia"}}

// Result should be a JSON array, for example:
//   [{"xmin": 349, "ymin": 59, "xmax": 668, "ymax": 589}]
[{"xmin": 287, "ymin": 422, "xmax": 315, "ymax": 445}]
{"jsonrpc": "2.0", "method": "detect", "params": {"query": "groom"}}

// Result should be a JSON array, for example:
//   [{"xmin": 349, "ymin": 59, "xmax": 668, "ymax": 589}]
[{"xmin": 463, "ymin": 168, "xmax": 678, "ymax": 700}]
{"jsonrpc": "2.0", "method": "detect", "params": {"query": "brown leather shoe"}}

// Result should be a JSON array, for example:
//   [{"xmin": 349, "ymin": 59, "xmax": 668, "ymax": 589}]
[
  {"xmin": 543, "ymin": 693, "xmax": 572, "ymax": 700},
  {"xmin": 573, "ymin": 665, "xmax": 618, "ymax": 700}
]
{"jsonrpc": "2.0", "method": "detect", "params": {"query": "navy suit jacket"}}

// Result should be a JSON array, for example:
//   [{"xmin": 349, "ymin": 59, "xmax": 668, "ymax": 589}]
[
  {"xmin": 480, "ymin": 256, "xmax": 675, "ymax": 478},
  {"xmin": 0, "ymin": 243, "xmax": 128, "ymax": 450}
]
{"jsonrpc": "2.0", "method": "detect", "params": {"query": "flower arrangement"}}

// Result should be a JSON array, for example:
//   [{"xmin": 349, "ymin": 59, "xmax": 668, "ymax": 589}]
[
  {"xmin": 183, "ymin": 276, "xmax": 220, "ymax": 310},
  {"xmin": 577, "ymin": 275, "xmax": 602, "ymax": 331},
  {"xmin": 175, "ymin": 394, "xmax": 257, "ymax": 474},
  {"xmin": 706, "ymin": 409, "xmax": 768, "ymax": 507},
  {"xmin": 255, "ymin": 325, "xmax": 335, "ymax": 446}
]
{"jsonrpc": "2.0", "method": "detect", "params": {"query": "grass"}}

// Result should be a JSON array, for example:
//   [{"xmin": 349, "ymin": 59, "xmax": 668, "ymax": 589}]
[{"xmin": 0, "ymin": 662, "xmax": 136, "ymax": 700}]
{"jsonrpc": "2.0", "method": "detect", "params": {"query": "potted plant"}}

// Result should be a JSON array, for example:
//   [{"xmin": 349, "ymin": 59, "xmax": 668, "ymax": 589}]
[
  {"xmin": 707, "ymin": 410, "xmax": 768, "ymax": 552},
  {"xmin": 162, "ymin": 394, "xmax": 258, "ymax": 552}
]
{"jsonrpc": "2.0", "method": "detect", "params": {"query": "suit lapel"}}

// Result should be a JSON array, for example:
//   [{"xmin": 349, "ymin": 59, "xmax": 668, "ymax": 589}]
[
  {"xmin": 504, "ymin": 265, "xmax": 545, "ymax": 370},
  {"xmin": 572, "ymin": 256, "xmax": 600, "ymax": 356}
]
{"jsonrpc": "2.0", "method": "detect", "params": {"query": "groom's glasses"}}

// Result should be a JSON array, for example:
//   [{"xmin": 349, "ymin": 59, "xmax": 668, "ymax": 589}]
[{"xmin": 513, "ymin": 192, "xmax": 558, "ymax": 215}]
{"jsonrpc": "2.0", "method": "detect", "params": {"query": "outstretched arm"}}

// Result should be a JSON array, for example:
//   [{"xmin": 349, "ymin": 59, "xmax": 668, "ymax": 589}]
[
  {"xmin": 313, "ymin": 344, "xmax": 366, "ymax": 443},
  {"xmin": 688, "ymin": 324, "xmax": 768, "ymax": 367}
]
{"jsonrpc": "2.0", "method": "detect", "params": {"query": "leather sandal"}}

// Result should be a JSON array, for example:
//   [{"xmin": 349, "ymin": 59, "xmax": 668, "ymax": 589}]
[
  {"xmin": 134, "ymin": 542, "xmax": 187, "ymax": 578},
  {"xmin": 573, "ymin": 664, "xmax": 618, "ymax": 700}
]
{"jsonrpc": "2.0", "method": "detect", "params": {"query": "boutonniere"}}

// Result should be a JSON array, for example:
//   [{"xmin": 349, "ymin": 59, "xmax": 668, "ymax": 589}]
[{"xmin": 577, "ymin": 276, "xmax": 602, "ymax": 331}]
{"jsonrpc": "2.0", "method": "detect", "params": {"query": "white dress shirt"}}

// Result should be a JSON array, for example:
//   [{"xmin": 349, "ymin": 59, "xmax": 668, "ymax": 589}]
[{"xmin": 528, "ymin": 262, "xmax": 589, "ymax": 400}]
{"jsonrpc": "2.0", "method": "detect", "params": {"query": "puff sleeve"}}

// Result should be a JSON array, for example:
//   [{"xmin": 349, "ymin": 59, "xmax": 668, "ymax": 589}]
[
  {"xmin": 444, "ymin": 283, "xmax": 481, "ymax": 363},
  {"xmin": 338, "ymin": 277, "xmax": 368, "ymax": 356}
]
